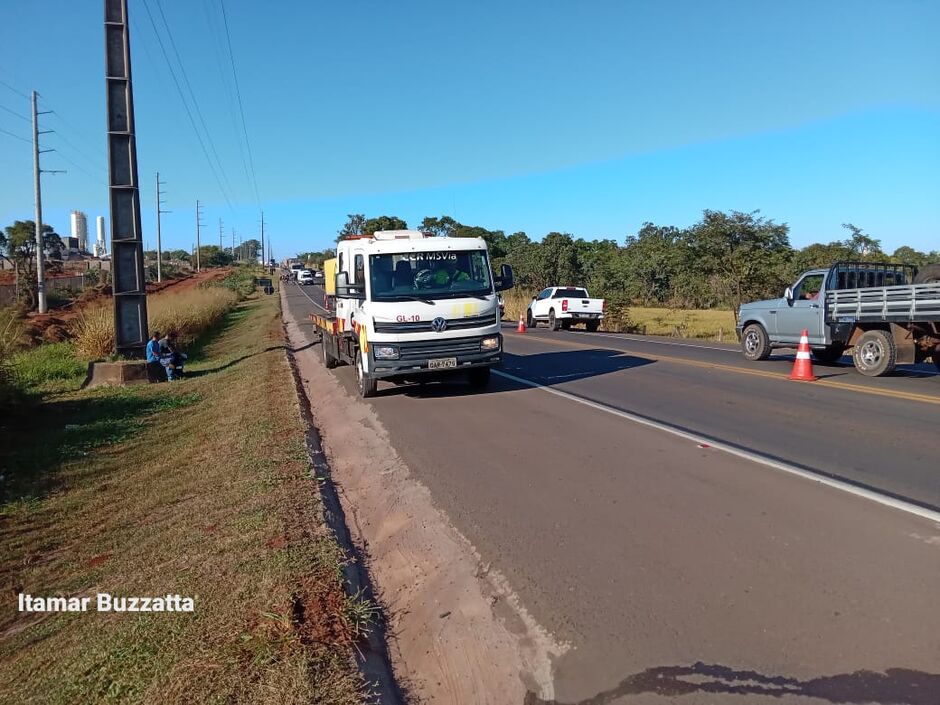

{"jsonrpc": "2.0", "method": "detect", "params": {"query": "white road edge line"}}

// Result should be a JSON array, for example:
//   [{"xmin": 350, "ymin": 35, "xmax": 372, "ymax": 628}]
[
  {"xmin": 568, "ymin": 330, "xmax": 738, "ymax": 353},
  {"xmin": 493, "ymin": 369, "xmax": 940, "ymax": 525}
]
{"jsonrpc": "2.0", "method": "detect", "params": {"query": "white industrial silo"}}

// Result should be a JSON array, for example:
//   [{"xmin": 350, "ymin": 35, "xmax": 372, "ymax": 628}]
[{"xmin": 95, "ymin": 216, "xmax": 107, "ymax": 257}]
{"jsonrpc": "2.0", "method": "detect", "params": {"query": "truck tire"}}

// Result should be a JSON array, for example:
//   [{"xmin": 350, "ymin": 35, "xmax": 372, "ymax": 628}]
[
  {"xmin": 852, "ymin": 329, "xmax": 897, "ymax": 377},
  {"xmin": 586, "ymin": 321, "xmax": 600, "ymax": 332},
  {"xmin": 813, "ymin": 344, "xmax": 845, "ymax": 364},
  {"xmin": 549, "ymin": 309, "xmax": 560, "ymax": 331},
  {"xmin": 933, "ymin": 346, "xmax": 940, "ymax": 374},
  {"xmin": 913, "ymin": 263, "xmax": 940, "ymax": 284},
  {"xmin": 356, "ymin": 354, "xmax": 377, "ymax": 398},
  {"xmin": 741, "ymin": 323, "xmax": 772, "ymax": 361},
  {"xmin": 468, "ymin": 366, "xmax": 491, "ymax": 389},
  {"xmin": 526, "ymin": 309, "xmax": 536, "ymax": 329},
  {"xmin": 321, "ymin": 336, "xmax": 338, "ymax": 369}
]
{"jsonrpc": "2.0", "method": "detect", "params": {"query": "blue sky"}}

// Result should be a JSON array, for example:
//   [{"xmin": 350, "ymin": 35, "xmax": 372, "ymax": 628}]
[{"xmin": 1, "ymin": 0, "xmax": 938, "ymax": 257}]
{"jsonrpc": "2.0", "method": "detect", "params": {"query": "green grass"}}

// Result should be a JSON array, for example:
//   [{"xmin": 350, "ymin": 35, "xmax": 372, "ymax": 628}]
[
  {"xmin": 0, "ymin": 295, "xmax": 364, "ymax": 705},
  {"xmin": 10, "ymin": 342, "xmax": 87, "ymax": 391}
]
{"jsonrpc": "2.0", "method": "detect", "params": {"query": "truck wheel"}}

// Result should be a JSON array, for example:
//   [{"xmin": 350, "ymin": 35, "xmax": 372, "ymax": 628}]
[
  {"xmin": 356, "ymin": 354, "xmax": 377, "ymax": 398},
  {"xmin": 852, "ymin": 329, "xmax": 897, "ymax": 377},
  {"xmin": 933, "ymin": 346, "xmax": 940, "ymax": 374},
  {"xmin": 468, "ymin": 367, "xmax": 491, "ymax": 389},
  {"xmin": 741, "ymin": 323, "xmax": 771, "ymax": 361},
  {"xmin": 586, "ymin": 321, "xmax": 600, "ymax": 332},
  {"xmin": 526, "ymin": 310, "xmax": 536, "ymax": 329},
  {"xmin": 549, "ymin": 309, "xmax": 560, "ymax": 331},
  {"xmin": 913, "ymin": 263, "xmax": 940, "ymax": 284},
  {"xmin": 321, "ymin": 336, "xmax": 338, "ymax": 369},
  {"xmin": 813, "ymin": 344, "xmax": 845, "ymax": 364}
]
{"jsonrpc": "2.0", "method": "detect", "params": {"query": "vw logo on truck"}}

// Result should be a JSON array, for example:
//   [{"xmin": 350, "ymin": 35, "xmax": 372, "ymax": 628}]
[{"xmin": 431, "ymin": 317, "xmax": 447, "ymax": 333}]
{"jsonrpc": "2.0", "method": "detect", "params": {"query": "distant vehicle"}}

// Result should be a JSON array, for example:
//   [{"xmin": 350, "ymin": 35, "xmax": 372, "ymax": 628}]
[
  {"xmin": 737, "ymin": 261, "xmax": 940, "ymax": 377},
  {"xmin": 527, "ymin": 286, "xmax": 605, "ymax": 331},
  {"xmin": 498, "ymin": 294, "xmax": 505, "ymax": 319},
  {"xmin": 297, "ymin": 269, "xmax": 314, "ymax": 285},
  {"xmin": 313, "ymin": 270, "xmax": 325, "ymax": 282},
  {"xmin": 289, "ymin": 262, "xmax": 305, "ymax": 279}
]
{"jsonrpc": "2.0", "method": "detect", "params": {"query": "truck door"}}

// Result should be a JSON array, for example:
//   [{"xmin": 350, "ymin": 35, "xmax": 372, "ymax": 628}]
[{"xmin": 775, "ymin": 273, "xmax": 825, "ymax": 345}]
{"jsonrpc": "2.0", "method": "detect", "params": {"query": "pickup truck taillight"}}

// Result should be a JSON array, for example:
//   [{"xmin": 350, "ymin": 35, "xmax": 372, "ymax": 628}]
[
  {"xmin": 562, "ymin": 299, "xmax": 569, "ymax": 312},
  {"xmin": 601, "ymin": 300, "xmax": 605, "ymax": 312}
]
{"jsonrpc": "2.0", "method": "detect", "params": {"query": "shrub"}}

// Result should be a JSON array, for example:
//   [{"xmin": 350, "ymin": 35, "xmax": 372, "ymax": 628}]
[
  {"xmin": 214, "ymin": 269, "xmax": 257, "ymax": 300},
  {"xmin": 0, "ymin": 307, "xmax": 25, "ymax": 406}
]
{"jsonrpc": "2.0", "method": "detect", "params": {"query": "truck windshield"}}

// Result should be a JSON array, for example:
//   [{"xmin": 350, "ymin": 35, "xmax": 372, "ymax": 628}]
[{"xmin": 369, "ymin": 250, "xmax": 492, "ymax": 300}]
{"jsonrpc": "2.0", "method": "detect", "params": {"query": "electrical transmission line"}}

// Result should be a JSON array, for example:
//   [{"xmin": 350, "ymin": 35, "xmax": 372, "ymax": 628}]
[
  {"xmin": 141, "ymin": 0, "xmax": 236, "ymax": 212},
  {"xmin": 218, "ymin": 0, "xmax": 261, "ymax": 205}
]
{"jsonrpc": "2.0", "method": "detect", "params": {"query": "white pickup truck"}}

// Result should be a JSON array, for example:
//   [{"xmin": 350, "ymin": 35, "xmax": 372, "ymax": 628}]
[{"xmin": 527, "ymin": 287, "xmax": 605, "ymax": 331}]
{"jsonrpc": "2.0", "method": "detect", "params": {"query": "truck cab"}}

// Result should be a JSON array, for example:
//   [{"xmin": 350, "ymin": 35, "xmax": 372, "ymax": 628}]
[{"xmin": 315, "ymin": 230, "xmax": 514, "ymax": 396}]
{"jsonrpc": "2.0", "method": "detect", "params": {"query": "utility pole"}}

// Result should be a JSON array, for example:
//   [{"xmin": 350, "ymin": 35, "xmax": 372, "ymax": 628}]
[
  {"xmin": 31, "ymin": 91, "xmax": 62, "ymax": 314},
  {"xmin": 155, "ymin": 172, "xmax": 169, "ymax": 282},
  {"xmin": 231, "ymin": 226, "xmax": 235, "ymax": 263},
  {"xmin": 195, "ymin": 200, "xmax": 203, "ymax": 272},
  {"xmin": 259, "ymin": 210, "xmax": 265, "ymax": 267},
  {"xmin": 218, "ymin": 217, "xmax": 223, "ymax": 252}
]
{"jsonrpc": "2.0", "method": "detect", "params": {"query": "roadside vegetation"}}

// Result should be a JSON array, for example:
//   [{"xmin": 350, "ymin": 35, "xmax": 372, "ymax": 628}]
[
  {"xmin": 316, "ymin": 212, "xmax": 938, "ymax": 322},
  {"xmin": 0, "ymin": 291, "xmax": 365, "ymax": 704}
]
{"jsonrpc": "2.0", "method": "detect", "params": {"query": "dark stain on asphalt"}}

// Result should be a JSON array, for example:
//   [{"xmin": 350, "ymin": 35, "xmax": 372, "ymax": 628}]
[{"xmin": 524, "ymin": 662, "xmax": 940, "ymax": 705}]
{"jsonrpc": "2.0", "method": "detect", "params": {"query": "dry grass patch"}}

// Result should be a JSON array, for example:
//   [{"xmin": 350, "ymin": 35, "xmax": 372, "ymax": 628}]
[
  {"xmin": 0, "ymin": 295, "xmax": 364, "ymax": 704},
  {"xmin": 72, "ymin": 287, "xmax": 239, "ymax": 360}
]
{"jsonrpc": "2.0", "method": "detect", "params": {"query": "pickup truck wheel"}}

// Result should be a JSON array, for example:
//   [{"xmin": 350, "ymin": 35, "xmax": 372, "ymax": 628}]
[
  {"xmin": 356, "ymin": 354, "xmax": 377, "ymax": 398},
  {"xmin": 467, "ymin": 367, "xmax": 491, "ymax": 389},
  {"xmin": 321, "ymin": 336, "xmax": 338, "ymax": 369},
  {"xmin": 741, "ymin": 323, "xmax": 771, "ymax": 361},
  {"xmin": 549, "ymin": 309, "xmax": 561, "ymax": 331},
  {"xmin": 813, "ymin": 344, "xmax": 845, "ymax": 364},
  {"xmin": 526, "ymin": 310, "xmax": 536, "ymax": 329},
  {"xmin": 852, "ymin": 329, "xmax": 897, "ymax": 377},
  {"xmin": 586, "ymin": 321, "xmax": 600, "ymax": 332},
  {"xmin": 913, "ymin": 263, "xmax": 940, "ymax": 284}
]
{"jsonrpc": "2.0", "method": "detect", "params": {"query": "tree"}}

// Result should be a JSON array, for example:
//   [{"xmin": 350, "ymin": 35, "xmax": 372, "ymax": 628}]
[
  {"xmin": 237, "ymin": 238, "xmax": 262, "ymax": 261},
  {"xmin": 0, "ymin": 220, "xmax": 62, "ymax": 308},
  {"xmin": 841, "ymin": 223, "xmax": 882, "ymax": 259},
  {"xmin": 362, "ymin": 215, "xmax": 407, "ymax": 236},
  {"xmin": 296, "ymin": 249, "xmax": 335, "ymax": 269},
  {"xmin": 197, "ymin": 245, "xmax": 233, "ymax": 268},
  {"xmin": 338, "ymin": 214, "xmax": 366, "ymax": 240},
  {"xmin": 687, "ymin": 210, "xmax": 792, "ymax": 313},
  {"xmin": 420, "ymin": 216, "xmax": 458, "ymax": 237}
]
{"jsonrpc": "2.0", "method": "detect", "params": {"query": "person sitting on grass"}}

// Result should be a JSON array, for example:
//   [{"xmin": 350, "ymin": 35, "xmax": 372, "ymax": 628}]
[
  {"xmin": 146, "ymin": 331, "xmax": 166, "ymax": 382},
  {"xmin": 159, "ymin": 331, "xmax": 188, "ymax": 381}
]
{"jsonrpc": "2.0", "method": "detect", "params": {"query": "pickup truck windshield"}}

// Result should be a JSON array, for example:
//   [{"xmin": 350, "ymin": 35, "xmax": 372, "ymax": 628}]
[
  {"xmin": 370, "ymin": 250, "xmax": 492, "ymax": 300},
  {"xmin": 553, "ymin": 288, "xmax": 589, "ymax": 298}
]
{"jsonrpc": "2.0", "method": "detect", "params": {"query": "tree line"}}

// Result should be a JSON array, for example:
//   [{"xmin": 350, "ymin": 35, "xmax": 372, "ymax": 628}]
[{"xmin": 298, "ymin": 211, "xmax": 938, "ymax": 311}]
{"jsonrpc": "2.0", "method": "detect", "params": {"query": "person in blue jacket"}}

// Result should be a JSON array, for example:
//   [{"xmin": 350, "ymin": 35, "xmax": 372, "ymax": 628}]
[{"xmin": 146, "ymin": 331, "xmax": 165, "ymax": 382}]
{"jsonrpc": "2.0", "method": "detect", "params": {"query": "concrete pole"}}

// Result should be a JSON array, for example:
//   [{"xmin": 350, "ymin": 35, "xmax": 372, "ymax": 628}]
[
  {"xmin": 155, "ymin": 172, "xmax": 163, "ymax": 282},
  {"xmin": 32, "ymin": 91, "xmax": 47, "ymax": 313},
  {"xmin": 195, "ymin": 200, "xmax": 202, "ymax": 272}
]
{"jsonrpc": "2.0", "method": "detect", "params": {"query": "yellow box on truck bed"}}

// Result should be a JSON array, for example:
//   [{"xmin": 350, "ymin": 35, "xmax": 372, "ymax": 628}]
[{"xmin": 324, "ymin": 258, "xmax": 337, "ymax": 295}]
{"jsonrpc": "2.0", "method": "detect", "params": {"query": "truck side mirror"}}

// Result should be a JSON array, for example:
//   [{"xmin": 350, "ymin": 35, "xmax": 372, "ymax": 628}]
[
  {"xmin": 335, "ymin": 271, "xmax": 362, "ymax": 298},
  {"xmin": 495, "ymin": 263, "xmax": 515, "ymax": 292},
  {"xmin": 784, "ymin": 287, "xmax": 794, "ymax": 305}
]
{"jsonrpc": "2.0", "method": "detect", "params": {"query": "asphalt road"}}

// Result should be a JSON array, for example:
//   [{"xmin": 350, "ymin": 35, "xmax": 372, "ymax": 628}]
[{"xmin": 285, "ymin": 283, "xmax": 940, "ymax": 704}]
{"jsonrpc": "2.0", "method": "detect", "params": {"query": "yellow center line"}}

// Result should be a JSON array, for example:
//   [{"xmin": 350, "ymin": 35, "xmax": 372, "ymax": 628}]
[{"xmin": 507, "ymin": 332, "xmax": 940, "ymax": 407}]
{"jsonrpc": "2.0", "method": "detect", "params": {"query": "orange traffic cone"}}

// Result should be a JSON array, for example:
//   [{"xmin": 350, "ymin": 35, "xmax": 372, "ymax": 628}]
[
  {"xmin": 517, "ymin": 314, "xmax": 526, "ymax": 333},
  {"xmin": 789, "ymin": 329, "xmax": 817, "ymax": 381}
]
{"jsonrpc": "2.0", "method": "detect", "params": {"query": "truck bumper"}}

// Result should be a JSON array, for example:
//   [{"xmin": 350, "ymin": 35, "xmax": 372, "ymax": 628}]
[{"xmin": 370, "ymin": 333, "xmax": 501, "ymax": 379}]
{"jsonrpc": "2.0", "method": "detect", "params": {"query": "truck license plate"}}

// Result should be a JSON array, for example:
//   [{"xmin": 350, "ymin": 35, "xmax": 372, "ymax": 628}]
[{"xmin": 428, "ymin": 357, "xmax": 457, "ymax": 369}]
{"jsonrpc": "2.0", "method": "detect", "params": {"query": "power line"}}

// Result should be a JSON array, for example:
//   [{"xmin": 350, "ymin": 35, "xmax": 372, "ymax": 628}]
[
  {"xmin": 52, "ymin": 151, "xmax": 107, "ymax": 187},
  {"xmin": 140, "ymin": 0, "xmax": 235, "ymax": 212},
  {"xmin": 218, "ymin": 0, "xmax": 261, "ymax": 205},
  {"xmin": 0, "ymin": 126, "xmax": 31, "ymax": 144},
  {"xmin": 0, "ymin": 77, "xmax": 29, "ymax": 101},
  {"xmin": 0, "ymin": 103, "xmax": 30, "ymax": 122},
  {"xmin": 154, "ymin": 0, "xmax": 238, "ymax": 204}
]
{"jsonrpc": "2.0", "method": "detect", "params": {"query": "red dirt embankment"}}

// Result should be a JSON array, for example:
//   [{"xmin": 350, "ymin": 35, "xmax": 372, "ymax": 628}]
[{"xmin": 22, "ymin": 268, "xmax": 231, "ymax": 345}]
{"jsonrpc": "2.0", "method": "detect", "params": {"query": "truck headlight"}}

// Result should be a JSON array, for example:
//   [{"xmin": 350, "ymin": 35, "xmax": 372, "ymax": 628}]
[
  {"xmin": 373, "ymin": 345, "xmax": 399, "ymax": 360},
  {"xmin": 481, "ymin": 336, "xmax": 500, "ymax": 351}
]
